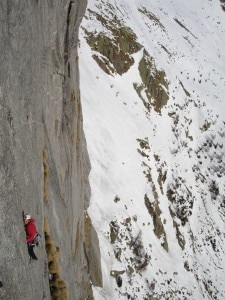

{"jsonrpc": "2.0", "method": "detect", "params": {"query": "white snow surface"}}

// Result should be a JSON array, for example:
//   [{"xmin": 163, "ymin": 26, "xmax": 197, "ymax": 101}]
[{"xmin": 79, "ymin": 0, "xmax": 225, "ymax": 299}]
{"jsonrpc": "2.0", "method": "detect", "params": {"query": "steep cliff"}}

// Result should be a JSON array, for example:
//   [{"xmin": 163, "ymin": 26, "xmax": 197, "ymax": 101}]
[
  {"xmin": 79, "ymin": 0, "xmax": 225, "ymax": 299},
  {"xmin": 0, "ymin": 1, "xmax": 101, "ymax": 300}
]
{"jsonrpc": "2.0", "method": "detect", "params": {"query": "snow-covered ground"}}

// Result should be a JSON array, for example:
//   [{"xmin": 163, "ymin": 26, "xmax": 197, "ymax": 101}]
[{"xmin": 79, "ymin": 0, "xmax": 225, "ymax": 299}]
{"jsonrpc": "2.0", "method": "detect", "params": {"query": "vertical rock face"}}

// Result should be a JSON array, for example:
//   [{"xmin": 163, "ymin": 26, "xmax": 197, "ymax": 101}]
[{"xmin": 0, "ymin": 1, "xmax": 101, "ymax": 300}]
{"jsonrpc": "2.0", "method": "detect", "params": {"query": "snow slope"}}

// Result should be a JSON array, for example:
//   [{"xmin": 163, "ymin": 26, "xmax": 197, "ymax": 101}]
[{"xmin": 79, "ymin": 0, "xmax": 225, "ymax": 299}]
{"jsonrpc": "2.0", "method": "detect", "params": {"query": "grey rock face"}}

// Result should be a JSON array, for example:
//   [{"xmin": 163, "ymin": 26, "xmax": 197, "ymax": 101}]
[{"xmin": 0, "ymin": 1, "xmax": 101, "ymax": 299}]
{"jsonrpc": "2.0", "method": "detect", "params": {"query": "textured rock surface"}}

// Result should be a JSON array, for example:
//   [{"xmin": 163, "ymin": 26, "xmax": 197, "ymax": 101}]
[{"xmin": 0, "ymin": 1, "xmax": 101, "ymax": 299}]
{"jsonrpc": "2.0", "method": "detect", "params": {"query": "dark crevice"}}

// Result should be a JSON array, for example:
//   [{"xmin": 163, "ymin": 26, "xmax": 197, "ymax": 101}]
[
  {"xmin": 64, "ymin": 1, "xmax": 74, "ymax": 66},
  {"xmin": 174, "ymin": 18, "xmax": 197, "ymax": 39},
  {"xmin": 62, "ymin": 1, "xmax": 75, "ymax": 132},
  {"xmin": 83, "ymin": 242, "xmax": 90, "ymax": 274},
  {"xmin": 68, "ymin": 62, "xmax": 70, "ymax": 78}
]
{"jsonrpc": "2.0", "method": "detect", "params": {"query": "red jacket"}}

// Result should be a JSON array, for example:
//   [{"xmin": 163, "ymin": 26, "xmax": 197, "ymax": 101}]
[{"xmin": 25, "ymin": 218, "xmax": 37, "ymax": 243}]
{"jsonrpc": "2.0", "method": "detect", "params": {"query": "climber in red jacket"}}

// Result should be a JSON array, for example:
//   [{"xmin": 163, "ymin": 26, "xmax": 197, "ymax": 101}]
[{"xmin": 24, "ymin": 214, "xmax": 38, "ymax": 260}]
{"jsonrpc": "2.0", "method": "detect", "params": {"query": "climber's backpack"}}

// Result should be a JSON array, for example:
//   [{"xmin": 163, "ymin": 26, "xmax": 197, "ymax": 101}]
[{"xmin": 33, "ymin": 232, "xmax": 41, "ymax": 247}]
